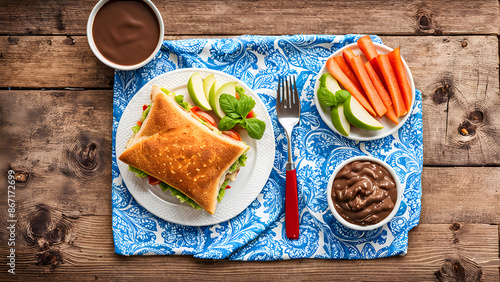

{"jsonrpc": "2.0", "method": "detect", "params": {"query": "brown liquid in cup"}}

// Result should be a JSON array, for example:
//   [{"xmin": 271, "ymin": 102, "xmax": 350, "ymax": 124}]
[
  {"xmin": 92, "ymin": 0, "xmax": 161, "ymax": 66},
  {"xmin": 331, "ymin": 160, "xmax": 397, "ymax": 226}
]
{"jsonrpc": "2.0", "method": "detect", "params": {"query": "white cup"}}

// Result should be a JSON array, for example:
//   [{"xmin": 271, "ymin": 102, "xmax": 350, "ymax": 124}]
[
  {"xmin": 86, "ymin": 0, "xmax": 164, "ymax": 70},
  {"xmin": 327, "ymin": 156, "xmax": 403, "ymax": 231}
]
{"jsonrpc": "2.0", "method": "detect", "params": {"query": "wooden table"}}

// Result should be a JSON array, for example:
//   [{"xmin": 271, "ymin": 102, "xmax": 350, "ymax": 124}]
[{"xmin": 1, "ymin": 0, "xmax": 499, "ymax": 280}]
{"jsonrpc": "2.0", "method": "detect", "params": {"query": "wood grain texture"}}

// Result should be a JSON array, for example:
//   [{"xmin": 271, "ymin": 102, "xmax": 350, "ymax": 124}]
[
  {"xmin": 1, "ymin": 91, "xmax": 500, "ymax": 223},
  {"xmin": 0, "ymin": 90, "xmax": 113, "ymax": 217},
  {"xmin": 0, "ymin": 215, "xmax": 497, "ymax": 281},
  {"xmin": 0, "ymin": 36, "xmax": 114, "ymax": 88},
  {"xmin": 421, "ymin": 167, "xmax": 500, "ymax": 224},
  {"xmin": 0, "ymin": 0, "xmax": 499, "ymax": 279},
  {"xmin": 2, "ymin": 35, "xmax": 500, "ymax": 166},
  {"xmin": 381, "ymin": 36, "xmax": 500, "ymax": 166},
  {"xmin": 0, "ymin": 0, "xmax": 498, "ymax": 36},
  {"xmin": 0, "ymin": 89, "xmax": 499, "ymax": 279}
]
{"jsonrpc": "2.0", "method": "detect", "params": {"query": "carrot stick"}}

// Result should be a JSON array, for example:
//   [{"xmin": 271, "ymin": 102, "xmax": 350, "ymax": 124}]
[
  {"xmin": 377, "ymin": 54, "xmax": 407, "ymax": 117},
  {"xmin": 364, "ymin": 61, "xmax": 399, "ymax": 124},
  {"xmin": 332, "ymin": 56, "xmax": 364, "ymax": 95},
  {"xmin": 357, "ymin": 35, "xmax": 378, "ymax": 61},
  {"xmin": 349, "ymin": 56, "xmax": 387, "ymax": 117},
  {"xmin": 388, "ymin": 47, "xmax": 412, "ymax": 112},
  {"xmin": 326, "ymin": 57, "xmax": 376, "ymax": 116},
  {"xmin": 342, "ymin": 47, "xmax": 356, "ymax": 70},
  {"xmin": 369, "ymin": 57, "xmax": 384, "ymax": 87}
]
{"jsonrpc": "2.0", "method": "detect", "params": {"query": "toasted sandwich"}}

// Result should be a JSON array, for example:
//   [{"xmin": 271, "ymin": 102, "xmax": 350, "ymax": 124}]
[{"xmin": 119, "ymin": 86, "xmax": 250, "ymax": 214}]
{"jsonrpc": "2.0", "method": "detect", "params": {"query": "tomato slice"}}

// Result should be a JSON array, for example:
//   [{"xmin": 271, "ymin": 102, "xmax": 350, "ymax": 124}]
[
  {"xmin": 142, "ymin": 104, "xmax": 148, "ymax": 111},
  {"xmin": 225, "ymin": 185, "xmax": 231, "ymax": 189},
  {"xmin": 222, "ymin": 129, "xmax": 241, "ymax": 141},
  {"xmin": 190, "ymin": 106, "xmax": 217, "ymax": 127},
  {"xmin": 148, "ymin": 176, "xmax": 161, "ymax": 186}
]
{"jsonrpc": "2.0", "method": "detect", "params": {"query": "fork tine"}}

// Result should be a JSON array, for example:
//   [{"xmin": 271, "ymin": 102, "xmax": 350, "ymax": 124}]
[
  {"xmin": 278, "ymin": 77, "xmax": 285, "ymax": 109},
  {"xmin": 292, "ymin": 75, "xmax": 299, "ymax": 106},
  {"xmin": 286, "ymin": 76, "xmax": 292, "ymax": 108},
  {"xmin": 283, "ymin": 77, "xmax": 289, "ymax": 109},
  {"xmin": 277, "ymin": 77, "xmax": 281, "ymax": 105}
]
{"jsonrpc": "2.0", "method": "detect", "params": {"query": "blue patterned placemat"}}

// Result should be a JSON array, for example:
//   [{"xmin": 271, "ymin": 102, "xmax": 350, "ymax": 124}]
[{"xmin": 111, "ymin": 35, "xmax": 422, "ymax": 260}]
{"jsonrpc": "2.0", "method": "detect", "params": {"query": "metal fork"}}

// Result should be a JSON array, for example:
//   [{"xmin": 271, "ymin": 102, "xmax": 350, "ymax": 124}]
[{"xmin": 276, "ymin": 75, "xmax": 301, "ymax": 240}]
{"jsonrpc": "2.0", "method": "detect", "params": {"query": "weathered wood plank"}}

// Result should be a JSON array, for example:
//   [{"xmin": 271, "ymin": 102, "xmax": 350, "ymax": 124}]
[
  {"xmin": 0, "ymin": 90, "xmax": 113, "ymax": 216},
  {"xmin": 421, "ymin": 167, "xmax": 500, "ymax": 224},
  {"xmin": 2, "ymin": 35, "xmax": 500, "ymax": 166},
  {"xmin": 0, "ymin": 215, "xmax": 497, "ymax": 281},
  {"xmin": 381, "ymin": 36, "xmax": 500, "ymax": 166},
  {"xmin": 1, "ymin": 91, "xmax": 500, "ymax": 221},
  {"xmin": 0, "ymin": 0, "xmax": 498, "ymax": 36},
  {"xmin": 1, "ymin": 90, "xmax": 499, "ymax": 279},
  {"xmin": 0, "ymin": 36, "xmax": 114, "ymax": 88}
]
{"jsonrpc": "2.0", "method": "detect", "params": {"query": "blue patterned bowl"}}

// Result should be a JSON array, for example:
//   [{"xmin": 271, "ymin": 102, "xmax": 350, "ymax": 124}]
[{"xmin": 326, "ymin": 156, "xmax": 403, "ymax": 231}]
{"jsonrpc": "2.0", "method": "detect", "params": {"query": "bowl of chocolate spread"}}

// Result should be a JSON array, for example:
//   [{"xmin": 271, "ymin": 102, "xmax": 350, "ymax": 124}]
[
  {"xmin": 327, "ymin": 156, "xmax": 403, "ymax": 231},
  {"xmin": 87, "ymin": 0, "xmax": 164, "ymax": 70}
]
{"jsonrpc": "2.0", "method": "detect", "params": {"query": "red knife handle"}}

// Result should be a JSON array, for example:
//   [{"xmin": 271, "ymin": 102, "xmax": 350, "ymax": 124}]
[{"xmin": 285, "ymin": 169, "xmax": 299, "ymax": 239}]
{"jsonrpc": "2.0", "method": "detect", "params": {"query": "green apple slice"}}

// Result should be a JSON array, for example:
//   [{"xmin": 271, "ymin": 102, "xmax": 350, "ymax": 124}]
[
  {"xmin": 344, "ymin": 96, "xmax": 383, "ymax": 131},
  {"xmin": 331, "ymin": 103, "xmax": 350, "ymax": 136},
  {"xmin": 209, "ymin": 80, "xmax": 221, "ymax": 102},
  {"xmin": 202, "ymin": 74, "xmax": 216, "ymax": 101},
  {"xmin": 188, "ymin": 72, "xmax": 212, "ymax": 111},
  {"xmin": 209, "ymin": 81, "xmax": 238, "ymax": 118},
  {"xmin": 319, "ymin": 73, "xmax": 342, "ymax": 93}
]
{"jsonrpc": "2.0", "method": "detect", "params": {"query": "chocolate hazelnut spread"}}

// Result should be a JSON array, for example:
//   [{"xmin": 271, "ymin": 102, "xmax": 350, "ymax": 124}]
[
  {"xmin": 331, "ymin": 160, "xmax": 397, "ymax": 226},
  {"xmin": 92, "ymin": 0, "xmax": 161, "ymax": 66}
]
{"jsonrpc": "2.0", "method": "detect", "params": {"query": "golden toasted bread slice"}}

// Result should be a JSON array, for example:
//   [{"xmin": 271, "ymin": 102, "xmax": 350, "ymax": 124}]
[{"xmin": 119, "ymin": 86, "xmax": 249, "ymax": 214}]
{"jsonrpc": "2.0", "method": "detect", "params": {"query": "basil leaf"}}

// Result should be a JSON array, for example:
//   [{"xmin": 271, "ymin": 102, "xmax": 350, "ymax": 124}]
[
  {"xmin": 219, "ymin": 94, "xmax": 239, "ymax": 116},
  {"xmin": 244, "ymin": 118, "xmax": 266, "ymax": 140},
  {"xmin": 317, "ymin": 87, "xmax": 337, "ymax": 107},
  {"xmin": 236, "ymin": 93, "xmax": 255, "ymax": 117},
  {"xmin": 219, "ymin": 116, "xmax": 241, "ymax": 131},
  {"xmin": 335, "ymin": 90, "xmax": 351, "ymax": 103}
]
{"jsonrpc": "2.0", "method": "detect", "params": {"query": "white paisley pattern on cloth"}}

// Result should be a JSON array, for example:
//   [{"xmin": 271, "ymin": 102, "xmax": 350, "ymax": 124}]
[{"xmin": 112, "ymin": 35, "xmax": 423, "ymax": 260}]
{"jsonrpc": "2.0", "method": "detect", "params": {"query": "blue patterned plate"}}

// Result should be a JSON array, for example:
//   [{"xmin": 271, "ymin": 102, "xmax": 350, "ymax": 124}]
[
  {"xmin": 314, "ymin": 43, "xmax": 415, "ymax": 141},
  {"xmin": 115, "ymin": 68, "xmax": 275, "ymax": 226}
]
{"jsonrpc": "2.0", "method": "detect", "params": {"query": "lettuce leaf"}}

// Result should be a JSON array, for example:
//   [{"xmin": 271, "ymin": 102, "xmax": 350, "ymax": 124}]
[
  {"xmin": 131, "ymin": 125, "xmax": 141, "ymax": 133},
  {"xmin": 159, "ymin": 182, "xmax": 202, "ymax": 210},
  {"xmin": 175, "ymin": 95, "xmax": 191, "ymax": 111},
  {"xmin": 229, "ymin": 152, "xmax": 248, "ymax": 173},
  {"xmin": 158, "ymin": 179, "xmax": 229, "ymax": 210},
  {"xmin": 160, "ymin": 87, "xmax": 172, "ymax": 95},
  {"xmin": 128, "ymin": 166, "xmax": 148, "ymax": 177},
  {"xmin": 160, "ymin": 87, "xmax": 191, "ymax": 111},
  {"xmin": 235, "ymin": 85, "xmax": 245, "ymax": 96},
  {"xmin": 141, "ymin": 104, "xmax": 151, "ymax": 121},
  {"xmin": 218, "ymin": 179, "xmax": 229, "ymax": 202},
  {"xmin": 238, "ymin": 153, "xmax": 248, "ymax": 167}
]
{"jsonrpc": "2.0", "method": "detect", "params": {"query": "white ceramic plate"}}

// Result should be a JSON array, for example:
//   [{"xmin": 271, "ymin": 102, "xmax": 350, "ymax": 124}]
[
  {"xmin": 314, "ymin": 43, "xmax": 415, "ymax": 141},
  {"xmin": 116, "ymin": 68, "xmax": 275, "ymax": 226}
]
